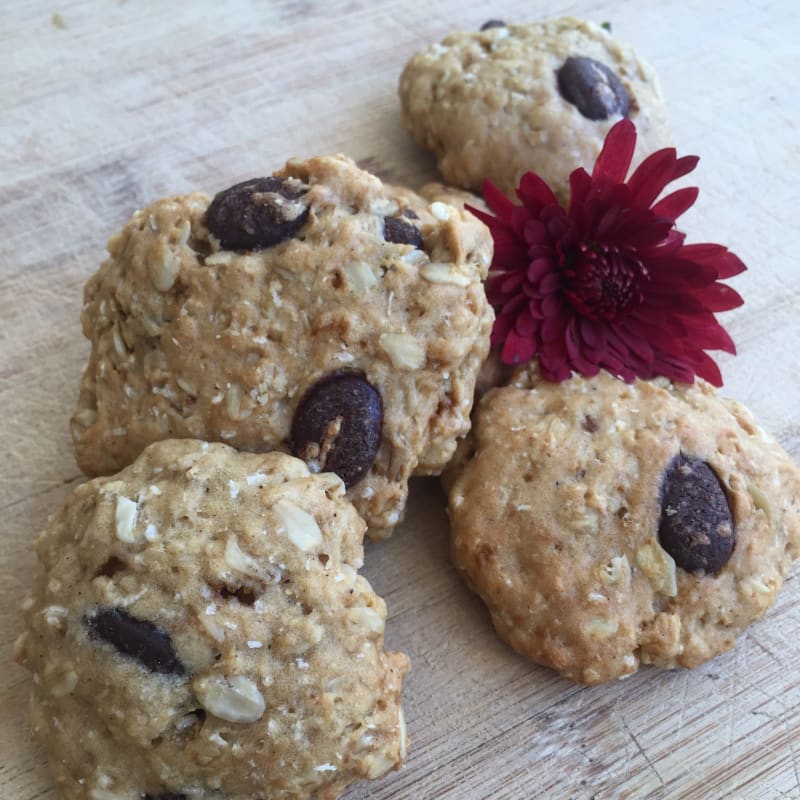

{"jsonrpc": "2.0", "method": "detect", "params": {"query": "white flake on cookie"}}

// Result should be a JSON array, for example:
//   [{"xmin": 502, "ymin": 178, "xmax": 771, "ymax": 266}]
[
  {"xmin": 114, "ymin": 496, "xmax": 139, "ymax": 543},
  {"xmin": 193, "ymin": 674, "xmax": 266, "ymax": 723}
]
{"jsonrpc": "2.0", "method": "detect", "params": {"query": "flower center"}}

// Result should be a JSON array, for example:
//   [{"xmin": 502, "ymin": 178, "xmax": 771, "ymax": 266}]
[{"xmin": 563, "ymin": 243, "xmax": 647, "ymax": 321}]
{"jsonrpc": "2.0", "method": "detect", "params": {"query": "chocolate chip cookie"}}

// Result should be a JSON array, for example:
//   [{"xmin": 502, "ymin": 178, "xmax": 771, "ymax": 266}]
[
  {"xmin": 445, "ymin": 364, "xmax": 800, "ymax": 684},
  {"xmin": 70, "ymin": 154, "xmax": 493, "ymax": 538},
  {"xmin": 15, "ymin": 439, "xmax": 409, "ymax": 800},
  {"xmin": 399, "ymin": 17, "xmax": 672, "ymax": 201}
]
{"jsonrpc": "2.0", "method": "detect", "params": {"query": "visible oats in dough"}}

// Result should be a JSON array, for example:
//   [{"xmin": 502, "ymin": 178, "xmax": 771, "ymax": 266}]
[
  {"xmin": 15, "ymin": 440, "xmax": 409, "ymax": 800},
  {"xmin": 70, "ymin": 154, "xmax": 494, "ymax": 538},
  {"xmin": 445, "ymin": 364, "xmax": 800, "ymax": 684},
  {"xmin": 399, "ymin": 17, "xmax": 672, "ymax": 201}
]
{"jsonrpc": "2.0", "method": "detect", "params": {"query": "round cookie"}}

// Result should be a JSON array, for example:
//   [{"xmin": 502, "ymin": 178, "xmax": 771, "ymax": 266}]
[
  {"xmin": 15, "ymin": 439, "xmax": 408, "ymax": 800},
  {"xmin": 70, "ymin": 154, "xmax": 494, "ymax": 538},
  {"xmin": 399, "ymin": 17, "xmax": 672, "ymax": 202},
  {"xmin": 445, "ymin": 364, "xmax": 800, "ymax": 684}
]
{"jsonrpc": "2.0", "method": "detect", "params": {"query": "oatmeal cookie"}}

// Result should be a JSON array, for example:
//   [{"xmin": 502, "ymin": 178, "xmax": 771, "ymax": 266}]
[
  {"xmin": 70, "ymin": 154, "xmax": 493, "ymax": 538},
  {"xmin": 445, "ymin": 365, "xmax": 800, "ymax": 684},
  {"xmin": 399, "ymin": 17, "xmax": 672, "ymax": 201},
  {"xmin": 15, "ymin": 439, "xmax": 409, "ymax": 800}
]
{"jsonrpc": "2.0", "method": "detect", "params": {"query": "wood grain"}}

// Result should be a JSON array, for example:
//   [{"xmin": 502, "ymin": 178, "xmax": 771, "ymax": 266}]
[{"xmin": 2, "ymin": 1, "xmax": 799, "ymax": 798}]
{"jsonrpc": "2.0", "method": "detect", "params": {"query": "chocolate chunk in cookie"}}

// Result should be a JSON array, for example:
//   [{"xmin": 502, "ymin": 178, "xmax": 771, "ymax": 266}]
[
  {"xmin": 556, "ymin": 56, "xmax": 631, "ymax": 120},
  {"xmin": 87, "ymin": 607, "xmax": 185, "ymax": 676},
  {"xmin": 205, "ymin": 177, "xmax": 309, "ymax": 250},
  {"xmin": 291, "ymin": 373, "xmax": 383, "ymax": 488},
  {"xmin": 480, "ymin": 19, "xmax": 507, "ymax": 31},
  {"xmin": 658, "ymin": 454, "xmax": 735, "ymax": 574},
  {"xmin": 143, "ymin": 793, "xmax": 187, "ymax": 800},
  {"xmin": 383, "ymin": 215, "xmax": 423, "ymax": 249}
]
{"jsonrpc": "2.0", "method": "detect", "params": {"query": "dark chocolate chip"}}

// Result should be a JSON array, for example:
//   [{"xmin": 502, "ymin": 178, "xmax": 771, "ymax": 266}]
[
  {"xmin": 205, "ymin": 177, "xmax": 309, "ymax": 251},
  {"xmin": 143, "ymin": 794, "xmax": 187, "ymax": 800},
  {"xmin": 87, "ymin": 608, "xmax": 185, "ymax": 676},
  {"xmin": 658, "ymin": 454, "xmax": 735, "ymax": 573},
  {"xmin": 556, "ymin": 56, "xmax": 631, "ymax": 120},
  {"xmin": 480, "ymin": 19, "xmax": 507, "ymax": 30},
  {"xmin": 582, "ymin": 415, "xmax": 599, "ymax": 433},
  {"xmin": 383, "ymin": 216, "xmax": 424, "ymax": 249},
  {"xmin": 219, "ymin": 584, "xmax": 258, "ymax": 605},
  {"xmin": 402, "ymin": 208, "xmax": 419, "ymax": 220},
  {"xmin": 291, "ymin": 373, "xmax": 383, "ymax": 488},
  {"xmin": 95, "ymin": 555, "xmax": 127, "ymax": 579}
]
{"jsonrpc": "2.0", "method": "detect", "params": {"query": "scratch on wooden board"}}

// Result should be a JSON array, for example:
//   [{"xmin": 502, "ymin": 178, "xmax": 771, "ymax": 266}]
[
  {"xmin": 788, "ymin": 722, "xmax": 800, "ymax": 796},
  {"xmin": 673, "ymin": 668, "xmax": 691, "ymax": 738},
  {"xmin": 0, "ymin": 474, "xmax": 82, "ymax": 515},
  {"xmin": 618, "ymin": 714, "xmax": 665, "ymax": 789},
  {"xmin": 747, "ymin": 634, "xmax": 800, "ymax": 792},
  {"xmin": 726, "ymin": 638, "xmax": 745, "ymax": 763},
  {"xmin": 750, "ymin": 637, "xmax": 789, "ymax": 683}
]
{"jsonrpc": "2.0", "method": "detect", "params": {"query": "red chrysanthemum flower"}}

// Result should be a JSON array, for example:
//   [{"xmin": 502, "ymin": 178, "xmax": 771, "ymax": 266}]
[{"xmin": 468, "ymin": 119, "xmax": 746, "ymax": 386}]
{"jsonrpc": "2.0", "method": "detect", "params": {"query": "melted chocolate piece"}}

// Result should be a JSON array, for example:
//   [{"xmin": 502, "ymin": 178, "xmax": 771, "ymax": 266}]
[
  {"xmin": 87, "ymin": 608, "xmax": 185, "ymax": 676},
  {"xmin": 658, "ymin": 454, "xmax": 735, "ymax": 573},
  {"xmin": 291, "ymin": 373, "xmax": 383, "ymax": 488},
  {"xmin": 143, "ymin": 794, "xmax": 187, "ymax": 800},
  {"xmin": 556, "ymin": 56, "xmax": 631, "ymax": 120},
  {"xmin": 205, "ymin": 177, "xmax": 309, "ymax": 251},
  {"xmin": 383, "ymin": 216, "xmax": 424, "ymax": 249}
]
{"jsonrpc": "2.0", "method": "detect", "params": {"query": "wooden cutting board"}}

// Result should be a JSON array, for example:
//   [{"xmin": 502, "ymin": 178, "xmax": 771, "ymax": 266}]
[{"xmin": 2, "ymin": 1, "xmax": 799, "ymax": 798}]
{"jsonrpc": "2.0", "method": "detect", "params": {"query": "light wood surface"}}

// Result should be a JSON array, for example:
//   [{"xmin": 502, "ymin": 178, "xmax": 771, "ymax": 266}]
[{"xmin": 2, "ymin": 1, "xmax": 799, "ymax": 798}]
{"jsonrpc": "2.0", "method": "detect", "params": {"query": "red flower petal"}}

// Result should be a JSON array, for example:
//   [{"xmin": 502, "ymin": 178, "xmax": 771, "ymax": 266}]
[
  {"xmin": 517, "ymin": 171, "xmax": 560, "ymax": 210},
  {"xmin": 680, "ymin": 243, "xmax": 747, "ymax": 278},
  {"xmin": 680, "ymin": 315, "xmax": 737, "ymax": 353},
  {"xmin": 691, "ymin": 352, "xmax": 724, "ymax": 387},
  {"xmin": 538, "ymin": 271, "xmax": 562, "ymax": 294},
  {"xmin": 568, "ymin": 167, "xmax": 593, "ymax": 208},
  {"xmin": 524, "ymin": 218, "xmax": 553, "ymax": 246},
  {"xmin": 491, "ymin": 310, "xmax": 515, "ymax": 341},
  {"xmin": 627, "ymin": 147, "xmax": 682, "ymax": 208},
  {"xmin": 578, "ymin": 316, "xmax": 604, "ymax": 349},
  {"xmin": 694, "ymin": 282, "xmax": 745, "ymax": 312},
  {"xmin": 498, "ymin": 271, "xmax": 526, "ymax": 294},
  {"xmin": 651, "ymin": 186, "xmax": 699, "ymax": 220},
  {"xmin": 524, "ymin": 257, "xmax": 552, "ymax": 283},
  {"xmin": 672, "ymin": 155, "xmax": 701, "ymax": 181},
  {"xmin": 616, "ymin": 322, "xmax": 655, "ymax": 362},
  {"xmin": 502, "ymin": 329, "xmax": 536, "ymax": 364},
  {"xmin": 481, "ymin": 181, "xmax": 515, "ymax": 220},
  {"xmin": 592, "ymin": 119, "xmax": 636, "ymax": 184},
  {"xmin": 541, "ymin": 307, "xmax": 569, "ymax": 343}
]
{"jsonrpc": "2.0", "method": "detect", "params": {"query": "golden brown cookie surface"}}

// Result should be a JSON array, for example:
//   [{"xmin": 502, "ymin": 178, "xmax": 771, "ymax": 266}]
[
  {"xmin": 399, "ymin": 17, "xmax": 672, "ymax": 201},
  {"xmin": 71, "ymin": 155, "xmax": 493, "ymax": 538},
  {"xmin": 15, "ymin": 440, "xmax": 408, "ymax": 800},
  {"xmin": 446, "ymin": 365, "xmax": 800, "ymax": 684}
]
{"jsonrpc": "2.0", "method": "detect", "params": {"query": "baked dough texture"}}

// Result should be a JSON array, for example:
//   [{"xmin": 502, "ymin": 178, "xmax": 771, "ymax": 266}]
[
  {"xmin": 15, "ymin": 439, "xmax": 409, "ymax": 800},
  {"xmin": 399, "ymin": 17, "xmax": 672, "ymax": 201},
  {"xmin": 445, "ymin": 364, "xmax": 800, "ymax": 684},
  {"xmin": 71, "ymin": 155, "xmax": 493, "ymax": 538}
]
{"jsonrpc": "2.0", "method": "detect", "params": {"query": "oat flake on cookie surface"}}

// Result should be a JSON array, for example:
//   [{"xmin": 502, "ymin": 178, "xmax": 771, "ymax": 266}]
[
  {"xmin": 15, "ymin": 439, "xmax": 408, "ymax": 800},
  {"xmin": 399, "ymin": 16, "xmax": 672, "ymax": 202},
  {"xmin": 71, "ymin": 154, "xmax": 493, "ymax": 538},
  {"xmin": 445, "ymin": 364, "xmax": 800, "ymax": 684}
]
